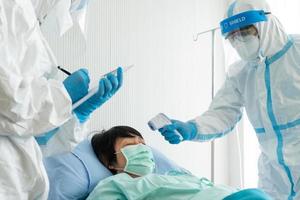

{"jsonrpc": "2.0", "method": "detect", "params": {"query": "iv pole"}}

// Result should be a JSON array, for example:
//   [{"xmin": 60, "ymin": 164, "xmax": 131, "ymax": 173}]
[
  {"xmin": 193, "ymin": 27, "xmax": 219, "ymax": 183},
  {"xmin": 194, "ymin": 27, "xmax": 244, "ymax": 187}
]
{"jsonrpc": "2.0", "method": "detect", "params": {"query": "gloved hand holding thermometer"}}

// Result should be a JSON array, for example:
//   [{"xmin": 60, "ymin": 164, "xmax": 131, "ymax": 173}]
[{"xmin": 148, "ymin": 113, "xmax": 198, "ymax": 144}]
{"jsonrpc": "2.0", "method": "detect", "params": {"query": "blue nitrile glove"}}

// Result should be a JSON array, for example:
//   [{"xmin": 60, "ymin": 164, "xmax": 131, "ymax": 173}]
[
  {"xmin": 74, "ymin": 67, "xmax": 123, "ymax": 123},
  {"xmin": 158, "ymin": 120, "xmax": 197, "ymax": 144},
  {"xmin": 63, "ymin": 68, "xmax": 90, "ymax": 103}
]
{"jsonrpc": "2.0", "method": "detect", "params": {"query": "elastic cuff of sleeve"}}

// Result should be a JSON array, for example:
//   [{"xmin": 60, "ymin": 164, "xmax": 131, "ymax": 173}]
[{"xmin": 187, "ymin": 121, "xmax": 198, "ymax": 140}]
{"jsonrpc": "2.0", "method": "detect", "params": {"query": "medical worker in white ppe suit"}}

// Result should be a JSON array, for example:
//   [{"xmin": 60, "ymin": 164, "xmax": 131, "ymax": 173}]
[
  {"xmin": 0, "ymin": 0, "xmax": 122, "ymax": 199},
  {"xmin": 157, "ymin": 0, "xmax": 300, "ymax": 199}
]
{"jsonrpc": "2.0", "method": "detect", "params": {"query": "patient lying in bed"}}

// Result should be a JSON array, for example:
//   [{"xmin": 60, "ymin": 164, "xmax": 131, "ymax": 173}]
[{"xmin": 87, "ymin": 126, "xmax": 272, "ymax": 200}]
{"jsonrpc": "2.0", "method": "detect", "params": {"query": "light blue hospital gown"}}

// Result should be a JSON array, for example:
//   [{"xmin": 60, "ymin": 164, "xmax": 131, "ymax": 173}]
[{"xmin": 87, "ymin": 171, "xmax": 236, "ymax": 200}]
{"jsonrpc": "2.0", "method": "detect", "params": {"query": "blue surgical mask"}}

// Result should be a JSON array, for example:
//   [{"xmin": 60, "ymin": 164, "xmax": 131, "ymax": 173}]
[{"xmin": 116, "ymin": 144, "xmax": 155, "ymax": 176}]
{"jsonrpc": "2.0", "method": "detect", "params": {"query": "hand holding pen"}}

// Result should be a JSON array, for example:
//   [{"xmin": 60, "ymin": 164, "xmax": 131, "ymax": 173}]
[{"xmin": 57, "ymin": 65, "xmax": 134, "ymax": 110}]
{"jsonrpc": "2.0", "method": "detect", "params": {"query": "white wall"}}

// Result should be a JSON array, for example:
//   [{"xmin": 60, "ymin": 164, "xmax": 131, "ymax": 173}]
[{"xmin": 44, "ymin": 0, "xmax": 228, "ymax": 181}]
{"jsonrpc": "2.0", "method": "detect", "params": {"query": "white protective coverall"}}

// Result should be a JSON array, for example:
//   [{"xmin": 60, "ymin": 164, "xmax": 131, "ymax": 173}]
[
  {"xmin": 0, "ymin": 0, "xmax": 89, "ymax": 199},
  {"xmin": 191, "ymin": 0, "xmax": 300, "ymax": 199}
]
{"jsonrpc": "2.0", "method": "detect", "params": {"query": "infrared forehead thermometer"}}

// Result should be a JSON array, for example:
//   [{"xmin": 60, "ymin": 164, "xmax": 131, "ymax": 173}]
[{"xmin": 148, "ymin": 113, "xmax": 183, "ymax": 141}]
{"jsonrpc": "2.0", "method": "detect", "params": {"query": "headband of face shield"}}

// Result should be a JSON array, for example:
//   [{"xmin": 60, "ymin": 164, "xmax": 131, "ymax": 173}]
[
  {"xmin": 220, "ymin": 10, "xmax": 270, "ymax": 37},
  {"xmin": 115, "ymin": 144, "xmax": 155, "ymax": 176}
]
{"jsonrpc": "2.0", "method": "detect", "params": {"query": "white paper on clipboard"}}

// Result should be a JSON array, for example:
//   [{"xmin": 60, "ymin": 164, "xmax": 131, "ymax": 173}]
[{"xmin": 72, "ymin": 65, "xmax": 134, "ymax": 110}]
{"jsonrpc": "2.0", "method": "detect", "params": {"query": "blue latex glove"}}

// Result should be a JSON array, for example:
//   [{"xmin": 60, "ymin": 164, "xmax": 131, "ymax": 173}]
[
  {"xmin": 63, "ymin": 68, "xmax": 90, "ymax": 103},
  {"xmin": 158, "ymin": 120, "xmax": 197, "ymax": 144},
  {"xmin": 74, "ymin": 67, "xmax": 123, "ymax": 123}
]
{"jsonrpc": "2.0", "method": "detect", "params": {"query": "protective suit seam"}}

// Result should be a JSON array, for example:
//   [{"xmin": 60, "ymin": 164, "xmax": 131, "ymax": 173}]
[{"xmin": 264, "ymin": 60, "xmax": 296, "ymax": 199}]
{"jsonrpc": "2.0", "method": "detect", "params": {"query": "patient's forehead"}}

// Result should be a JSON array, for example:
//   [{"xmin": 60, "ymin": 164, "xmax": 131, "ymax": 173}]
[{"xmin": 114, "ymin": 135, "xmax": 145, "ymax": 152}]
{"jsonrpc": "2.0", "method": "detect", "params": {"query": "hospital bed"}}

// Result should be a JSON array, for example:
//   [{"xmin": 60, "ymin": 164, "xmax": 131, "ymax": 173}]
[
  {"xmin": 43, "ymin": 140, "xmax": 271, "ymax": 200},
  {"xmin": 43, "ymin": 139, "xmax": 185, "ymax": 199}
]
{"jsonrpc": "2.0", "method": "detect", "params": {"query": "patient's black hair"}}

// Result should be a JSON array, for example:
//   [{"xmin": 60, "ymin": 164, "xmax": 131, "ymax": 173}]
[{"xmin": 91, "ymin": 126, "xmax": 143, "ymax": 174}]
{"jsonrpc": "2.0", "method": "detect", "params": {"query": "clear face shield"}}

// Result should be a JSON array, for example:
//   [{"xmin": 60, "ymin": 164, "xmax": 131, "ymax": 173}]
[{"xmin": 220, "ymin": 10, "xmax": 270, "ymax": 61}]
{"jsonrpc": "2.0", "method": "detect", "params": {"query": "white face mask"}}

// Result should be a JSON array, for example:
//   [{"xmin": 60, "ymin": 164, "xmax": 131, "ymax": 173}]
[{"xmin": 231, "ymin": 35, "xmax": 260, "ymax": 61}]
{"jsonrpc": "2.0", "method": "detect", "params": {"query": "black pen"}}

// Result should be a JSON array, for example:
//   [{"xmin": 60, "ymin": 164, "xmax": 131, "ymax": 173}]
[{"xmin": 57, "ymin": 66, "xmax": 71, "ymax": 75}]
